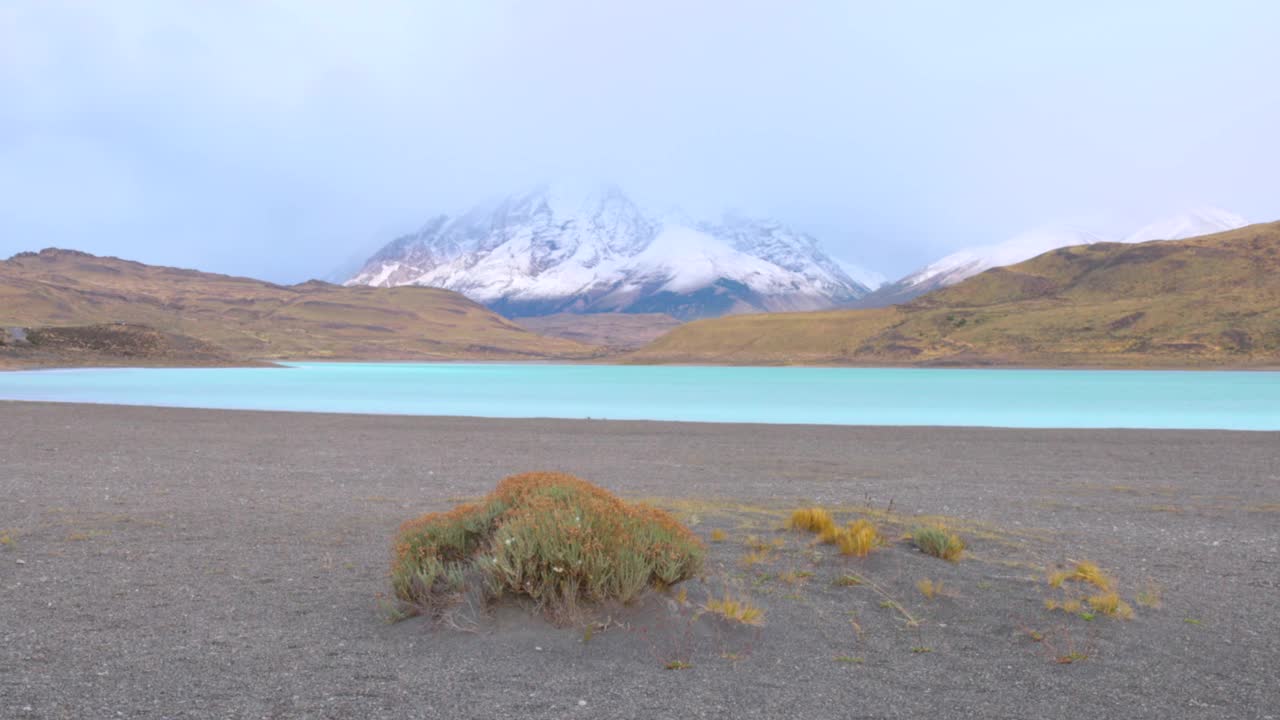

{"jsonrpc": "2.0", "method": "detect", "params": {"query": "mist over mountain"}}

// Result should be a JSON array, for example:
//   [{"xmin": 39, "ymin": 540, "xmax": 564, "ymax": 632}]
[
  {"xmin": 855, "ymin": 208, "xmax": 1248, "ymax": 308},
  {"xmin": 345, "ymin": 185, "xmax": 877, "ymax": 320}
]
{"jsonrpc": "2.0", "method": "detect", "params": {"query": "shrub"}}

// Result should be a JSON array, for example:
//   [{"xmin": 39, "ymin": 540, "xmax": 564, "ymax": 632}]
[
  {"xmin": 787, "ymin": 507, "xmax": 835, "ymax": 535},
  {"xmin": 835, "ymin": 519, "xmax": 883, "ymax": 557},
  {"xmin": 911, "ymin": 526, "xmax": 965, "ymax": 561},
  {"xmin": 391, "ymin": 472, "xmax": 705, "ymax": 620}
]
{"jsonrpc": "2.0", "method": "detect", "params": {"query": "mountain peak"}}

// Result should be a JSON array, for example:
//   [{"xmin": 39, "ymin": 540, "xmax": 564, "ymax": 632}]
[
  {"xmin": 1124, "ymin": 207, "xmax": 1247, "ymax": 244},
  {"xmin": 346, "ymin": 185, "xmax": 875, "ymax": 319}
]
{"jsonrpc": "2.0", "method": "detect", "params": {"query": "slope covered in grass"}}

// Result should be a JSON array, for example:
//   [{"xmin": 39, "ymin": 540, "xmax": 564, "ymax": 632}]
[
  {"xmin": 0, "ymin": 249, "xmax": 595, "ymax": 363},
  {"xmin": 627, "ymin": 222, "xmax": 1280, "ymax": 367}
]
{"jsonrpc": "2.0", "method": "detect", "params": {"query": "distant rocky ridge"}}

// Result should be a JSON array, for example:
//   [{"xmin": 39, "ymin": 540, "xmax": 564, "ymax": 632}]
[{"xmin": 345, "ymin": 185, "xmax": 877, "ymax": 320}]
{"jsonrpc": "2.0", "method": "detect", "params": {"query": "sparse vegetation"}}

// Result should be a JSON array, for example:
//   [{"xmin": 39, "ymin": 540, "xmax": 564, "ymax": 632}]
[
  {"xmin": 1048, "ymin": 560, "xmax": 1113, "ymax": 591},
  {"xmin": 702, "ymin": 594, "xmax": 765, "ymax": 626},
  {"xmin": 834, "ymin": 574, "xmax": 864, "ymax": 587},
  {"xmin": 1136, "ymin": 581, "xmax": 1163, "ymax": 609},
  {"xmin": 391, "ymin": 472, "xmax": 704, "ymax": 620},
  {"xmin": 1045, "ymin": 560, "xmax": 1133, "ymax": 620},
  {"xmin": 709, "ymin": 528, "xmax": 728, "ymax": 542},
  {"xmin": 911, "ymin": 525, "xmax": 965, "ymax": 561},
  {"xmin": 833, "ymin": 656, "xmax": 864, "ymax": 664},
  {"xmin": 787, "ymin": 507, "xmax": 835, "ymax": 535},
  {"xmin": 835, "ymin": 519, "xmax": 883, "ymax": 557},
  {"xmin": 916, "ymin": 578, "xmax": 943, "ymax": 600},
  {"xmin": 1087, "ymin": 592, "xmax": 1134, "ymax": 619}
]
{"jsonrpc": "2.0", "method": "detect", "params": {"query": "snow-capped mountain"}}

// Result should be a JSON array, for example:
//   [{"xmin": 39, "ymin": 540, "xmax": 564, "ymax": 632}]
[
  {"xmin": 346, "ymin": 185, "xmax": 877, "ymax": 320},
  {"xmin": 854, "ymin": 225, "xmax": 1107, "ymax": 307},
  {"xmin": 1123, "ymin": 207, "xmax": 1247, "ymax": 244},
  {"xmin": 832, "ymin": 257, "xmax": 888, "ymax": 290},
  {"xmin": 856, "ymin": 207, "xmax": 1247, "ymax": 308}
]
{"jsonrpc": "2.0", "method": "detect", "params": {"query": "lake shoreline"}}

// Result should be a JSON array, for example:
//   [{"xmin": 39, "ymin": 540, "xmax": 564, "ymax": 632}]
[{"xmin": 3, "ymin": 362, "xmax": 1278, "ymax": 431}]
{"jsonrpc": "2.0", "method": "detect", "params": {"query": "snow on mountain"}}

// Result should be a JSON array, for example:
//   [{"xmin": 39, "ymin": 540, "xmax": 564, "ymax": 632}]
[
  {"xmin": 1123, "ymin": 207, "xmax": 1247, "ymax": 244},
  {"xmin": 901, "ymin": 224, "xmax": 1108, "ymax": 290},
  {"xmin": 856, "ymin": 207, "xmax": 1249, "ymax": 308},
  {"xmin": 832, "ymin": 257, "xmax": 887, "ymax": 290},
  {"xmin": 346, "ymin": 184, "xmax": 875, "ymax": 319}
]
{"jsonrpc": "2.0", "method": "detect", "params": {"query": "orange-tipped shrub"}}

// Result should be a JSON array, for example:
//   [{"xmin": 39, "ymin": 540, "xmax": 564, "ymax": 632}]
[
  {"xmin": 391, "ymin": 472, "xmax": 704, "ymax": 619},
  {"xmin": 787, "ymin": 507, "xmax": 836, "ymax": 535}
]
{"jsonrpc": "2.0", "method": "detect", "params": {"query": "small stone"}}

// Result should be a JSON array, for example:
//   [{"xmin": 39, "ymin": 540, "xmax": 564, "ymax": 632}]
[
  {"xmin": 535, "ymin": 646, "xmax": 543, "ymax": 651},
  {"xmin": 14, "ymin": 559, "xmax": 24, "ymax": 565},
  {"xmin": 578, "ymin": 700, "xmax": 587, "ymax": 707}
]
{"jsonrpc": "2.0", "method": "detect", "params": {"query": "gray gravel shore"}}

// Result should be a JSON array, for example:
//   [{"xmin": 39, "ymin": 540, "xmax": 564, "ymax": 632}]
[{"xmin": 2, "ymin": 401, "xmax": 1278, "ymax": 719}]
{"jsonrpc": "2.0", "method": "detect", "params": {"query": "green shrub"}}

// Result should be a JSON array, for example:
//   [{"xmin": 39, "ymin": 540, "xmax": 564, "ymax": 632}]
[
  {"xmin": 911, "ymin": 525, "xmax": 965, "ymax": 561},
  {"xmin": 392, "ymin": 472, "xmax": 705, "ymax": 620}
]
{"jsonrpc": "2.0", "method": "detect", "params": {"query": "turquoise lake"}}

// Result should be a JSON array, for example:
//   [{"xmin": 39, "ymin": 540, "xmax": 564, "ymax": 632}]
[{"xmin": 0, "ymin": 363, "xmax": 1277, "ymax": 430}]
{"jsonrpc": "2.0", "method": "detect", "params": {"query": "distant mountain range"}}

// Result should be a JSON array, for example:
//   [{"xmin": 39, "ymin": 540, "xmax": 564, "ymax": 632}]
[
  {"xmin": 344, "ymin": 185, "xmax": 877, "ymax": 320},
  {"xmin": 627, "ymin": 221, "xmax": 1280, "ymax": 368},
  {"xmin": 346, "ymin": 189, "xmax": 1250, "ymax": 320},
  {"xmin": 855, "ymin": 208, "xmax": 1248, "ymax": 307}
]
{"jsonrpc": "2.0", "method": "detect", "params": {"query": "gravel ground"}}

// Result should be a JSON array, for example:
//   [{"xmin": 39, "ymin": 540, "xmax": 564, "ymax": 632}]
[{"xmin": 1, "ymin": 401, "xmax": 1278, "ymax": 719}]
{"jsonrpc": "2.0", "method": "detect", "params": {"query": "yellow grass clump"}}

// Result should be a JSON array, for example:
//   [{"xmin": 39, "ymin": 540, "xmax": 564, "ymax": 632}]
[
  {"xmin": 1087, "ymin": 591, "xmax": 1135, "ymax": 619},
  {"xmin": 835, "ymin": 519, "xmax": 883, "ymax": 558},
  {"xmin": 916, "ymin": 578, "xmax": 943, "ymax": 600},
  {"xmin": 1048, "ymin": 560, "xmax": 1114, "ymax": 591},
  {"xmin": 702, "ymin": 594, "xmax": 765, "ymax": 626},
  {"xmin": 709, "ymin": 528, "xmax": 728, "ymax": 543},
  {"xmin": 391, "ymin": 472, "xmax": 705, "ymax": 620},
  {"xmin": 788, "ymin": 507, "xmax": 836, "ymax": 535}
]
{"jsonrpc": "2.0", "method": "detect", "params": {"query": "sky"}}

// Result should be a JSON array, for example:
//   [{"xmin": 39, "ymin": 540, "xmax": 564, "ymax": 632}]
[{"xmin": 2, "ymin": 1, "xmax": 1278, "ymax": 283}]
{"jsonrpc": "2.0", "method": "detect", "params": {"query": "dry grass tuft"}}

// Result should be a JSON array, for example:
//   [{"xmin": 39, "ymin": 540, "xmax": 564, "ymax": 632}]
[
  {"xmin": 777, "ymin": 569, "xmax": 813, "ymax": 586},
  {"xmin": 835, "ymin": 520, "xmax": 884, "ymax": 558},
  {"xmin": 916, "ymin": 578, "xmax": 944, "ymax": 600},
  {"xmin": 1087, "ymin": 591, "xmax": 1134, "ymax": 619},
  {"xmin": 702, "ymin": 594, "xmax": 765, "ymax": 626},
  {"xmin": 911, "ymin": 525, "xmax": 965, "ymax": 561},
  {"xmin": 709, "ymin": 528, "xmax": 728, "ymax": 543},
  {"xmin": 1048, "ymin": 560, "xmax": 1114, "ymax": 591},
  {"xmin": 787, "ymin": 507, "xmax": 835, "ymax": 535},
  {"xmin": 740, "ymin": 549, "xmax": 771, "ymax": 568},
  {"xmin": 390, "ymin": 471, "xmax": 704, "ymax": 621}
]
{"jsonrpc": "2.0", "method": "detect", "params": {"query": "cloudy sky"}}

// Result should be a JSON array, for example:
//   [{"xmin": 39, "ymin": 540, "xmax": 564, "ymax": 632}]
[{"xmin": 2, "ymin": 1, "xmax": 1277, "ymax": 282}]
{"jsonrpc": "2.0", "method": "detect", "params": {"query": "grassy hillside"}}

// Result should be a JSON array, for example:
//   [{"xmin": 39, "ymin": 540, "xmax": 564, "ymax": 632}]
[
  {"xmin": 515, "ymin": 312, "xmax": 684, "ymax": 349},
  {"xmin": 627, "ymin": 222, "xmax": 1280, "ymax": 368},
  {"xmin": 0, "ymin": 249, "xmax": 595, "ymax": 363},
  {"xmin": 0, "ymin": 323, "xmax": 271, "ymax": 370}
]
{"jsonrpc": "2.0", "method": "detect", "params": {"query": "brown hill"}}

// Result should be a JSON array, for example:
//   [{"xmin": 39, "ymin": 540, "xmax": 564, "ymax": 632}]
[
  {"xmin": 515, "ymin": 312, "xmax": 684, "ymax": 349},
  {"xmin": 0, "ymin": 249, "xmax": 595, "ymax": 364},
  {"xmin": 626, "ymin": 222, "xmax": 1280, "ymax": 368},
  {"xmin": 0, "ymin": 323, "xmax": 270, "ymax": 370}
]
